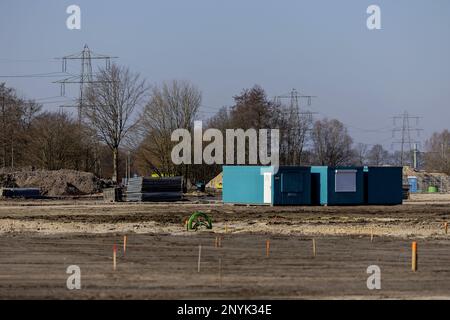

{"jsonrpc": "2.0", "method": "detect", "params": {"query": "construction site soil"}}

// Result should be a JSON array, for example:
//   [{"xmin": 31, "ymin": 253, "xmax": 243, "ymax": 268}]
[
  {"xmin": 0, "ymin": 169, "xmax": 106, "ymax": 196},
  {"xmin": 0, "ymin": 193, "xmax": 449, "ymax": 299}
]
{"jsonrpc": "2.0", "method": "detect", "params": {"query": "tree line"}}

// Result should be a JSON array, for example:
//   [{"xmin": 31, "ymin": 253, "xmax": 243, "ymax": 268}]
[{"xmin": 1, "ymin": 63, "xmax": 449, "ymax": 185}]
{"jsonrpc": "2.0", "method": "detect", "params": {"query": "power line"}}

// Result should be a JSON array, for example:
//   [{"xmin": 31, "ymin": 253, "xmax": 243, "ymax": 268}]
[
  {"xmin": 392, "ymin": 111, "xmax": 423, "ymax": 166},
  {"xmin": 0, "ymin": 58, "xmax": 60, "ymax": 63},
  {"xmin": 54, "ymin": 44, "xmax": 118, "ymax": 123},
  {"xmin": 275, "ymin": 89, "xmax": 317, "ymax": 108},
  {"xmin": 0, "ymin": 72, "xmax": 71, "ymax": 78},
  {"xmin": 346, "ymin": 124, "xmax": 393, "ymax": 133},
  {"xmin": 33, "ymin": 95, "xmax": 69, "ymax": 101}
]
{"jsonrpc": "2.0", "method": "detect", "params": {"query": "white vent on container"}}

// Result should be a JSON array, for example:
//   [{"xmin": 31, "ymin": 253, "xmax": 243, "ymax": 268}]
[{"xmin": 335, "ymin": 169, "xmax": 357, "ymax": 192}]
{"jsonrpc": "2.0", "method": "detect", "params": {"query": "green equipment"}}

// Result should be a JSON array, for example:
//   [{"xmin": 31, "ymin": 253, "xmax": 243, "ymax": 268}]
[{"xmin": 186, "ymin": 211, "xmax": 213, "ymax": 231}]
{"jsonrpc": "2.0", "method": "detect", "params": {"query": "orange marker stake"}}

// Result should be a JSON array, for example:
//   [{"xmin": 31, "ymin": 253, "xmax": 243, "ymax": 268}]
[
  {"xmin": 113, "ymin": 244, "xmax": 117, "ymax": 271},
  {"xmin": 266, "ymin": 240, "xmax": 270, "ymax": 257},
  {"xmin": 412, "ymin": 242, "xmax": 418, "ymax": 272},
  {"xmin": 123, "ymin": 235, "xmax": 127, "ymax": 256}
]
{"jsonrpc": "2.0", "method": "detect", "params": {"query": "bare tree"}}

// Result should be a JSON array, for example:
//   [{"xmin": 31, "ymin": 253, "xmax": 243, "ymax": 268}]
[
  {"xmin": 367, "ymin": 144, "xmax": 389, "ymax": 166},
  {"xmin": 229, "ymin": 86, "xmax": 277, "ymax": 130},
  {"xmin": 86, "ymin": 64, "xmax": 148, "ymax": 182},
  {"xmin": 424, "ymin": 130, "xmax": 450, "ymax": 174},
  {"xmin": 137, "ymin": 80, "xmax": 201, "ymax": 180},
  {"xmin": 0, "ymin": 83, "xmax": 42, "ymax": 169},
  {"xmin": 207, "ymin": 107, "xmax": 230, "ymax": 132},
  {"xmin": 278, "ymin": 104, "xmax": 311, "ymax": 165},
  {"xmin": 353, "ymin": 143, "xmax": 368, "ymax": 166},
  {"xmin": 311, "ymin": 118, "xmax": 353, "ymax": 166},
  {"xmin": 27, "ymin": 111, "xmax": 86, "ymax": 170}
]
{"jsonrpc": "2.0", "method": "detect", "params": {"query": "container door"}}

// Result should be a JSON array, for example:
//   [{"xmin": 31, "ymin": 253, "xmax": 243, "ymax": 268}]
[
  {"xmin": 263, "ymin": 173, "xmax": 272, "ymax": 204},
  {"xmin": 311, "ymin": 173, "xmax": 321, "ymax": 205},
  {"xmin": 279, "ymin": 172, "xmax": 304, "ymax": 205}
]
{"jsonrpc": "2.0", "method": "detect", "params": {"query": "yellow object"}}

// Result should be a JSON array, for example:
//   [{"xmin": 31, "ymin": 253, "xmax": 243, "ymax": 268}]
[{"xmin": 206, "ymin": 173, "xmax": 223, "ymax": 190}]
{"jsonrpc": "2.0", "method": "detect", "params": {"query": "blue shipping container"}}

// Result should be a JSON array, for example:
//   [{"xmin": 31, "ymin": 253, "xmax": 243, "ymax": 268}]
[
  {"xmin": 223, "ymin": 166, "xmax": 311, "ymax": 205},
  {"xmin": 273, "ymin": 167, "xmax": 311, "ymax": 205},
  {"xmin": 224, "ymin": 166, "xmax": 403, "ymax": 206},
  {"xmin": 311, "ymin": 166, "xmax": 365, "ymax": 205},
  {"xmin": 366, "ymin": 167, "xmax": 403, "ymax": 205},
  {"xmin": 223, "ymin": 166, "xmax": 267, "ymax": 205}
]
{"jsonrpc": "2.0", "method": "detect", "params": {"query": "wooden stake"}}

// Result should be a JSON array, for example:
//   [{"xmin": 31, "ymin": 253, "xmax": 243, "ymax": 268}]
[
  {"xmin": 123, "ymin": 235, "xmax": 127, "ymax": 256},
  {"xmin": 218, "ymin": 258, "xmax": 222, "ymax": 287},
  {"xmin": 113, "ymin": 244, "xmax": 117, "ymax": 271},
  {"xmin": 215, "ymin": 236, "xmax": 222, "ymax": 248},
  {"xmin": 370, "ymin": 228, "xmax": 374, "ymax": 242},
  {"xmin": 225, "ymin": 225, "xmax": 228, "ymax": 234},
  {"xmin": 444, "ymin": 222, "xmax": 448, "ymax": 235},
  {"xmin": 312, "ymin": 239, "xmax": 316, "ymax": 258},
  {"xmin": 266, "ymin": 239, "xmax": 270, "ymax": 257},
  {"xmin": 412, "ymin": 241, "xmax": 417, "ymax": 272},
  {"xmin": 198, "ymin": 245, "xmax": 202, "ymax": 273}
]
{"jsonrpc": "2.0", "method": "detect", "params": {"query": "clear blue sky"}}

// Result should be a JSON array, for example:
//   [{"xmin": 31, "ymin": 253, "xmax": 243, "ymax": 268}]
[{"xmin": 1, "ymin": 0, "xmax": 449, "ymax": 149}]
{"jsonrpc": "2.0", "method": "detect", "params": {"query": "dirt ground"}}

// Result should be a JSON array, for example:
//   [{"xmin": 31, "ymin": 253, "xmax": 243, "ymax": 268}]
[{"xmin": 0, "ymin": 195, "xmax": 450, "ymax": 299}]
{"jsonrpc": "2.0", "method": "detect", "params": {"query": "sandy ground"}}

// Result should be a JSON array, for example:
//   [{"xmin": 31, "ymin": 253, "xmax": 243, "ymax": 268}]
[
  {"xmin": 0, "ymin": 196, "xmax": 450, "ymax": 299},
  {"xmin": 0, "ymin": 198, "xmax": 449, "ymax": 239}
]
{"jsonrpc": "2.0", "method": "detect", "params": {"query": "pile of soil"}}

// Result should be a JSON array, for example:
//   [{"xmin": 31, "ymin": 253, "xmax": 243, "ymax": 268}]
[
  {"xmin": 404, "ymin": 166, "xmax": 450, "ymax": 192},
  {"xmin": 0, "ymin": 169, "xmax": 105, "ymax": 196}
]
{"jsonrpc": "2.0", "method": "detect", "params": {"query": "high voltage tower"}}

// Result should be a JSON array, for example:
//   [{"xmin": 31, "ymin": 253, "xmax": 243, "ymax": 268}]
[
  {"xmin": 54, "ymin": 45, "xmax": 117, "ymax": 123},
  {"xmin": 274, "ymin": 89, "xmax": 317, "ymax": 164},
  {"xmin": 392, "ymin": 111, "xmax": 423, "ymax": 166},
  {"xmin": 275, "ymin": 88, "xmax": 317, "ymax": 123}
]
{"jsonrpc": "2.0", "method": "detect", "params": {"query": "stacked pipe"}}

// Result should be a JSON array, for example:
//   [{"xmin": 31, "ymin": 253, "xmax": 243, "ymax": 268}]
[{"xmin": 125, "ymin": 176, "xmax": 182, "ymax": 202}]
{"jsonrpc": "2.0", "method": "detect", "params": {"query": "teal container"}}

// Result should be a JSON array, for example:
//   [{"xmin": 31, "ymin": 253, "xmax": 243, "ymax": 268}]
[
  {"xmin": 311, "ymin": 166, "xmax": 328, "ymax": 205},
  {"xmin": 223, "ymin": 166, "xmax": 267, "ymax": 205},
  {"xmin": 223, "ymin": 166, "xmax": 311, "ymax": 205}
]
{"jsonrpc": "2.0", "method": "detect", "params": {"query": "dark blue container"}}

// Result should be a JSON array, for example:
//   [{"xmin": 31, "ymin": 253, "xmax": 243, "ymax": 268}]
[
  {"xmin": 328, "ymin": 167, "xmax": 365, "ymax": 205},
  {"xmin": 273, "ymin": 167, "xmax": 311, "ymax": 205},
  {"xmin": 311, "ymin": 166, "xmax": 365, "ymax": 205},
  {"xmin": 224, "ymin": 166, "xmax": 403, "ymax": 206},
  {"xmin": 366, "ymin": 167, "xmax": 403, "ymax": 205},
  {"xmin": 223, "ymin": 166, "xmax": 311, "ymax": 205}
]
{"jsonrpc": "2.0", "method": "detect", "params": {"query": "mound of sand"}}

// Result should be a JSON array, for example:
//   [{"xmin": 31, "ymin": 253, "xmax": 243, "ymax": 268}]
[{"xmin": 0, "ymin": 169, "xmax": 105, "ymax": 196}]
